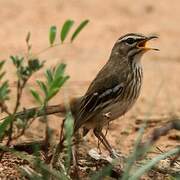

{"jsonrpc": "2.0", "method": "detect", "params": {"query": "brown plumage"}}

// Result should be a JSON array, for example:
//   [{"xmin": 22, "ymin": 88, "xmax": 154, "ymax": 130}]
[{"xmin": 6, "ymin": 33, "xmax": 159, "ymax": 157}]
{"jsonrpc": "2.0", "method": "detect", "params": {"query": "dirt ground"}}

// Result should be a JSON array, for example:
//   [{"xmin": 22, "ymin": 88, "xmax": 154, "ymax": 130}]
[{"xmin": 0, "ymin": 0, "xmax": 180, "ymax": 179}]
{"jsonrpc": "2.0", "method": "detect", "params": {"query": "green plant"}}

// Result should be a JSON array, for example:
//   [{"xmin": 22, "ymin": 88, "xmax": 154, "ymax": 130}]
[
  {"xmin": 0, "ymin": 19, "xmax": 89, "ymax": 179},
  {"xmin": 0, "ymin": 18, "xmax": 179, "ymax": 180}
]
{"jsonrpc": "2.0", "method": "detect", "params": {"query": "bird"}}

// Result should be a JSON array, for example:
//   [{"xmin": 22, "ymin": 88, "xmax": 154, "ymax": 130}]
[{"xmin": 6, "ymin": 33, "xmax": 159, "ymax": 157}]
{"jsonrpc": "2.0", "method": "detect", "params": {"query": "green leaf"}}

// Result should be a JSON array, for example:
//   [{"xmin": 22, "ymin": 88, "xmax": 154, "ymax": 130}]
[
  {"xmin": 0, "ymin": 61, "xmax": 5, "ymax": 71},
  {"xmin": 61, "ymin": 20, "xmax": 74, "ymax": 43},
  {"xmin": 0, "ymin": 81, "xmax": 10, "ymax": 101},
  {"xmin": 36, "ymin": 80, "xmax": 48, "ymax": 97},
  {"xmin": 30, "ymin": 88, "xmax": 42, "ymax": 105},
  {"xmin": 71, "ymin": 20, "xmax": 89, "ymax": 42},
  {"xmin": 65, "ymin": 112, "xmax": 74, "ymax": 137},
  {"xmin": 57, "ymin": 75, "xmax": 69, "ymax": 87},
  {"xmin": 0, "ymin": 72, "xmax": 6, "ymax": 81},
  {"xmin": 47, "ymin": 76, "xmax": 69, "ymax": 101},
  {"xmin": 26, "ymin": 32, "xmax": 31, "ymax": 44},
  {"xmin": 49, "ymin": 75, "xmax": 69, "ymax": 93},
  {"xmin": 0, "ymin": 117, "xmax": 12, "ymax": 140},
  {"xmin": 45, "ymin": 69, "xmax": 54, "ymax": 86},
  {"xmin": 10, "ymin": 56, "xmax": 15, "ymax": 65},
  {"xmin": 122, "ymin": 124, "xmax": 146, "ymax": 180},
  {"xmin": 10, "ymin": 56, "xmax": 24, "ymax": 68},
  {"xmin": 46, "ymin": 88, "xmax": 59, "ymax": 101},
  {"xmin": 64, "ymin": 112, "xmax": 74, "ymax": 169},
  {"xmin": 49, "ymin": 26, "xmax": 57, "ymax": 45},
  {"xmin": 28, "ymin": 59, "xmax": 44, "ymax": 72},
  {"xmin": 54, "ymin": 63, "xmax": 66, "ymax": 80}
]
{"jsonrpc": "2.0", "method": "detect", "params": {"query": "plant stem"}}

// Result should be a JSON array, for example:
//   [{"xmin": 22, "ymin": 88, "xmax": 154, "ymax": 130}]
[
  {"xmin": 52, "ymin": 119, "xmax": 65, "ymax": 167},
  {"xmin": 43, "ymin": 100, "xmax": 51, "ymax": 163},
  {"xmin": 7, "ymin": 79, "xmax": 27, "ymax": 146},
  {"xmin": 34, "ymin": 42, "xmax": 70, "ymax": 57}
]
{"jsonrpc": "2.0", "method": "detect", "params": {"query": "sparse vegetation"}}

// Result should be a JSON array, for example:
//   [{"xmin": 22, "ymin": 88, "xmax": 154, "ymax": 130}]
[{"xmin": 0, "ymin": 18, "xmax": 180, "ymax": 180}]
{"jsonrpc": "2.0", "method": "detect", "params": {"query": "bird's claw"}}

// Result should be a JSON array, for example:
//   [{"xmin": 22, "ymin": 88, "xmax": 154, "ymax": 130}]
[{"xmin": 110, "ymin": 149, "xmax": 123, "ymax": 159}]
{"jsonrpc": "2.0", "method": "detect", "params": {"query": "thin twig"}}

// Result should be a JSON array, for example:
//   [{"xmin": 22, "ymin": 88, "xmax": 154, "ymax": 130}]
[
  {"xmin": 42, "ymin": 101, "xmax": 52, "ymax": 163},
  {"xmin": 7, "ymin": 79, "xmax": 27, "ymax": 146},
  {"xmin": 52, "ymin": 119, "xmax": 65, "ymax": 167},
  {"xmin": 34, "ymin": 42, "xmax": 70, "ymax": 57}
]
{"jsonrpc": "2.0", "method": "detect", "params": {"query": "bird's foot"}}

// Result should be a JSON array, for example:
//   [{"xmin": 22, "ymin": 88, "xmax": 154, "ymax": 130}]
[{"xmin": 110, "ymin": 149, "xmax": 124, "ymax": 159}]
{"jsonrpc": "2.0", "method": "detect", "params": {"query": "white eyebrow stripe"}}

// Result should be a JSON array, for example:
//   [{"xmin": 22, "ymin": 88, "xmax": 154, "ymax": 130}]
[{"xmin": 117, "ymin": 35, "xmax": 145, "ymax": 43}]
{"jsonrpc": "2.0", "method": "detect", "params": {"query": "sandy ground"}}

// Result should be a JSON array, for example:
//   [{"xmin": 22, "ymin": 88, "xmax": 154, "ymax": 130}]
[{"xmin": 0, "ymin": 0, "xmax": 180, "ymax": 178}]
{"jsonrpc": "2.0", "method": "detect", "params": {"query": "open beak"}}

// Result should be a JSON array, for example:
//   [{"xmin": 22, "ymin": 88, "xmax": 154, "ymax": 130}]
[{"xmin": 137, "ymin": 35, "xmax": 159, "ymax": 51}]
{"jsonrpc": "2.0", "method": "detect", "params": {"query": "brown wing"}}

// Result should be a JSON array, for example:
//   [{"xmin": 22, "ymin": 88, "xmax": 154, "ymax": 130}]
[{"xmin": 74, "ymin": 61, "xmax": 129, "ymax": 131}]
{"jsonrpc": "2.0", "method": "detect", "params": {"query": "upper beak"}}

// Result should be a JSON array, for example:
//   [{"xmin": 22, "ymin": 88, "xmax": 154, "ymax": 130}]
[{"xmin": 137, "ymin": 35, "xmax": 159, "ymax": 51}]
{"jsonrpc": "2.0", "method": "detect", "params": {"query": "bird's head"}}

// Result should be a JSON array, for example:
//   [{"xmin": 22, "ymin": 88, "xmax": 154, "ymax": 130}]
[{"xmin": 112, "ymin": 33, "xmax": 159, "ymax": 63}]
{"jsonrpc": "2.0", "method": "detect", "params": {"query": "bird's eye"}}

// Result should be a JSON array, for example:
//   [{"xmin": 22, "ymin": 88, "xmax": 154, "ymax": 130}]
[{"xmin": 126, "ymin": 38, "xmax": 135, "ymax": 44}]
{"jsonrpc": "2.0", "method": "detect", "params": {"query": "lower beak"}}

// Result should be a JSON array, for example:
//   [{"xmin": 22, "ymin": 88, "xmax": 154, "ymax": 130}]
[{"xmin": 137, "ymin": 35, "xmax": 159, "ymax": 51}]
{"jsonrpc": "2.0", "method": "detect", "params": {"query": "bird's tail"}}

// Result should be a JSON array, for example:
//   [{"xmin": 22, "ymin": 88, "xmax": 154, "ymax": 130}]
[
  {"xmin": 11, "ymin": 104, "xmax": 66, "ymax": 120},
  {"xmin": 1, "ymin": 97, "xmax": 81, "ymax": 121}
]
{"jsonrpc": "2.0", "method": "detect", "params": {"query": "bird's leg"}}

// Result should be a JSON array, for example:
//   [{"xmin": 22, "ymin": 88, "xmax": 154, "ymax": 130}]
[
  {"xmin": 93, "ymin": 128, "xmax": 121, "ymax": 158},
  {"xmin": 93, "ymin": 128, "xmax": 115, "ymax": 157},
  {"xmin": 97, "ymin": 138, "xmax": 102, "ymax": 154},
  {"xmin": 99, "ymin": 131, "xmax": 122, "ymax": 158}
]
